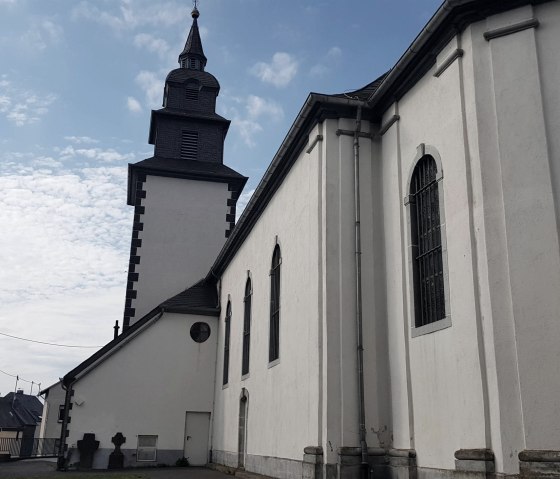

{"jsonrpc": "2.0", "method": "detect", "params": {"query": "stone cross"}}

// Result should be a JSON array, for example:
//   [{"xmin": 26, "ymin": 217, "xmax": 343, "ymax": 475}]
[
  {"xmin": 77, "ymin": 433, "xmax": 99, "ymax": 470},
  {"xmin": 108, "ymin": 432, "xmax": 126, "ymax": 469}
]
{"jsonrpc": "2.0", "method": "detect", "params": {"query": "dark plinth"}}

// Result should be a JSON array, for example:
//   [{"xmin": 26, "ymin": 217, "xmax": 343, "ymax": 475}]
[
  {"xmin": 77, "ymin": 433, "xmax": 99, "ymax": 470},
  {"xmin": 108, "ymin": 432, "xmax": 126, "ymax": 469}
]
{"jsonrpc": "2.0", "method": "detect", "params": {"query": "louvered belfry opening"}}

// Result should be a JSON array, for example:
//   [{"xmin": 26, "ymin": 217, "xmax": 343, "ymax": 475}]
[
  {"xmin": 180, "ymin": 131, "xmax": 198, "ymax": 160},
  {"xmin": 410, "ymin": 155, "xmax": 445, "ymax": 327},
  {"xmin": 242, "ymin": 278, "xmax": 252, "ymax": 376}
]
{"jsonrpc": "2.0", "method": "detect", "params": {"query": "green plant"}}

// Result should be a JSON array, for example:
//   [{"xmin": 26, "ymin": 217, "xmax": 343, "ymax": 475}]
[{"xmin": 176, "ymin": 456, "xmax": 190, "ymax": 467}]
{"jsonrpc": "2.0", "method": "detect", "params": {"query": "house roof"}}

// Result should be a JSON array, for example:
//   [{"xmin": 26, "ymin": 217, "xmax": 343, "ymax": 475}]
[
  {"xmin": 63, "ymin": 280, "xmax": 219, "ymax": 386},
  {"xmin": 0, "ymin": 392, "xmax": 43, "ymax": 429},
  {"xmin": 206, "ymin": 0, "xmax": 548, "ymax": 280}
]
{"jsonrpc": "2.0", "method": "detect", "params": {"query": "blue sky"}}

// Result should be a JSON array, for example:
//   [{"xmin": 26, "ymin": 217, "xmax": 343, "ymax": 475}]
[{"xmin": 0, "ymin": 0, "xmax": 442, "ymax": 397}]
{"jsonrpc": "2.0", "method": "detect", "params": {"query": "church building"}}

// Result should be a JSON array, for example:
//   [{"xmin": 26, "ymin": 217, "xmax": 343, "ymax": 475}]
[{"xmin": 55, "ymin": 1, "xmax": 560, "ymax": 478}]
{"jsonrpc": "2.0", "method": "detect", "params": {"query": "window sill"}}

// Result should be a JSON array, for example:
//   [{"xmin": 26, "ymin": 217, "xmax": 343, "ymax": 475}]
[
  {"xmin": 222, "ymin": 383, "xmax": 229, "ymax": 390},
  {"xmin": 411, "ymin": 316, "xmax": 452, "ymax": 338},
  {"xmin": 267, "ymin": 358, "xmax": 280, "ymax": 369},
  {"xmin": 241, "ymin": 373, "xmax": 250, "ymax": 381}
]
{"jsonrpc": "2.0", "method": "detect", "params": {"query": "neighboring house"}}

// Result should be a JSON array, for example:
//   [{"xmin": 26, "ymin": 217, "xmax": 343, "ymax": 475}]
[
  {"xmin": 38, "ymin": 381, "xmax": 65, "ymax": 446},
  {"xmin": 0, "ymin": 390, "xmax": 43, "ymax": 457},
  {"xmin": 58, "ymin": 1, "xmax": 560, "ymax": 478}
]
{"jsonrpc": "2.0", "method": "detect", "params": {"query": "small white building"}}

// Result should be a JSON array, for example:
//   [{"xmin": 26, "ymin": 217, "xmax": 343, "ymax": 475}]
[{"xmin": 55, "ymin": 1, "xmax": 560, "ymax": 478}]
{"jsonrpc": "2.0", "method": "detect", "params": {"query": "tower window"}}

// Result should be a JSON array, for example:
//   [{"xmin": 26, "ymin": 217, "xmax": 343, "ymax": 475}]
[
  {"xmin": 269, "ymin": 245, "xmax": 281, "ymax": 363},
  {"xmin": 409, "ymin": 154, "xmax": 446, "ymax": 327},
  {"xmin": 186, "ymin": 86, "xmax": 199, "ymax": 101},
  {"xmin": 180, "ymin": 131, "xmax": 198, "ymax": 160}
]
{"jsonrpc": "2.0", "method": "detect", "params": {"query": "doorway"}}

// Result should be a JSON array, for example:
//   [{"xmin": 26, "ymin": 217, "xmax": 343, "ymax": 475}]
[{"xmin": 184, "ymin": 411, "xmax": 211, "ymax": 466}]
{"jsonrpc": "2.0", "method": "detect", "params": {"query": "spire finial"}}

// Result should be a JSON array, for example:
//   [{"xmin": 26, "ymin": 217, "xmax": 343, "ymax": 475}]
[
  {"xmin": 178, "ymin": 0, "xmax": 206, "ymax": 70},
  {"xmin": 192, "ymin": 0, "xmax": 199, "ymax": 18}
]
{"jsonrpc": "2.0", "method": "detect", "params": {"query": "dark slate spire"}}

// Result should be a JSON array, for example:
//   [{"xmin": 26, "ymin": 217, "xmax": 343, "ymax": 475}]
[{"xmin": 178, "ymin": 5, "xmax": 207, "ymax": 71}]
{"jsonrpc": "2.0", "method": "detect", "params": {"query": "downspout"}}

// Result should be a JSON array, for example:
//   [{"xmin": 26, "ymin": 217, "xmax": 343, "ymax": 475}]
[
  {"xmin": 353, "ymin": 104, "xmax": 369, "ymax": 479},
  {"xmin": 57, "ymin": 379, "xmax": 74, "ymax": 470}
]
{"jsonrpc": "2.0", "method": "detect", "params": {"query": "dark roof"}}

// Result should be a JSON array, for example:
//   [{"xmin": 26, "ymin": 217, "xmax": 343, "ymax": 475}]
[
  {"xmin": 0, "ymin": 392, "xmax": 42, "ymax": 429},
  {"xmin": 64, "ymin": 279, "xmax": 219, "ymax": 386},
  {"xmin": 166, "ymin": 69, "xmax": 219, "ymax": 89},
  {"xmin": 127, "ymin": 156, "xmax": 247, "ymax": 206},
  {"xmin": 153, "ymin": 107, "xmax": 228, "ymax": 123},
  {"xmin": 179, "ymin": 9, "xmax": 207, "ymax": 67},
  {"xmin": 160, "ymin": 280, "xmax": 220, "ymax": 315},
  {"xmin": 330, "ymin": 72, "xmax": 388, "ymax": 102},
  {"xmin": 206, "ymin": 0, "xmax": 550, "ymax": 280}
]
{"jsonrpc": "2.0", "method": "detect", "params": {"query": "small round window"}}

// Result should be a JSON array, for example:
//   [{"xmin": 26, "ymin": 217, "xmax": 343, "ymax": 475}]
[{"xmin": 190, "ymin": 322, "xmax": 211, "ymax": 343}]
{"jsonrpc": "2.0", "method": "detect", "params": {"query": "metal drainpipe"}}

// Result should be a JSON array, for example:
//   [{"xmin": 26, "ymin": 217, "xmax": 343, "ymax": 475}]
[
  {"xmin": 352, "ymin": 104, "xmax": 369, "ymax": 479},
  {"xmin": 57, "ymin": 380, "xmax": 73, "ymax": 470}
]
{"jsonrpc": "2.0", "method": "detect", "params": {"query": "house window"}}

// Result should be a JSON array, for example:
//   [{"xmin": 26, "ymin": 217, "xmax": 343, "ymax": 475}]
[
  {"xmin": 137, "ymin": 435, "xmax": 158, "ymax": 462},
  {"xmin": 223, "ymin": 300, "xmax": 231, "ymax": 385},
  {"xmin": 242, "ymin": 277, "xmax": 252, "ymax": 376},
  {"xmin": 269, "ymin": 245, "xmax": 281, "ymax": 363},
  {"xmin": 57, "ymin": 405, "xmax": 65, "ymax": 422},
  {"xmin": 409, "ymin": 154, "xmax": 446, "ymax": 328},
  {"xmin": 180, "ymin": 131, "xmax": 198, "ymax": 161}
]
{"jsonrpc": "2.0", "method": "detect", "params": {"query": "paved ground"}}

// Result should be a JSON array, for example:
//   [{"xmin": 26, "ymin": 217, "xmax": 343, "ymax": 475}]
[{"xmin": 0, "ymin": 459, "xmax": 233, "ymax": 479}]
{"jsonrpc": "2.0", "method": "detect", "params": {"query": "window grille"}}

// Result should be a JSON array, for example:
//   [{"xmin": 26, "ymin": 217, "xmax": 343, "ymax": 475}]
[
  {"xmin": 180, "ymin": 131, "xmax": 198, "ymax": 160},
  {"xmin": 242, "ymin": 278, "xmax": 252, "ymax": 376},
  {"xmin": 410, "ymin": 155, "xmax": 445, "ymax": 327},
  {"xmin": 269, "ymin": 245, "xmax": 281, "ymax": 362},
  {"xmin": 137, "ymin": 435, "xmax": 157, "ymax": 462},
  {"xmin": 223, "ymin": 301, "xmax": 231, "ymax": 385}
]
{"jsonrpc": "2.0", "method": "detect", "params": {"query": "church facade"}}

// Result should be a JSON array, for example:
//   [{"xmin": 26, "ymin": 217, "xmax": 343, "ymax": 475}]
[{"xmin": 56, "ymin": 1, "xmax": 560, "ymax": 478}]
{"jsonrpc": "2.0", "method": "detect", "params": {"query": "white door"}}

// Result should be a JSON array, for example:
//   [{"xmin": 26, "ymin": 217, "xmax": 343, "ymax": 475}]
[{"xmin": 184, "ymin": 411, "xmax": 211, "ymax": 466}]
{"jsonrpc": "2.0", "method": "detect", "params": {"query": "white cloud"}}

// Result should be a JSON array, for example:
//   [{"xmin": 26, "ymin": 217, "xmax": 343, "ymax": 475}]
[
  {"xmin": 246, "ymin": 95, "xmax": 283, "ymax": 121},
  {"xmin": 72, "ymin": 0, "xmax": 188, "ymax": 32},
  {"xmin": 236, "ymin": 189, "xmax": 255, "ymax": 220},
  {"xmin": 251, "ymin": 52, "xmax": 298, "ymax": 88},
  {"xmin": 57, "ymin": 145, "xmax": 134, "ymax": 163},
  {"xmin": 310, "ymin": 46, "xmax": 343, "ymax": 78},
  {"xmin": 127, "ymin": 96, "xmax": 142, "ymax": 113},
  {"xmin": 134, "ymin": 33, "xmax": 170, "ymax": 59},
  {"xmin": 64, "ymin": 136, "xmax": 99, "ymax": 145},
  {"xmin": 328, "ymin": 46, "xmax": 342, "ymax": 58},
  {"xmin": 222, "ymin": 95, "xmax": 284, "ymax": 148},
  {"xmin": 235, "ymin": 119, "xmax": 262, "ymax": 148},
  {"xmin": 135, "ymin": 70, "xmax": 164, "ymax": 108},
  {"xmin": 0, "ymin": 79, "xmax": 56, "ymax": 126},
  {"xmin": 20, "ymin": 18, "xmax": 63, "ymax": 51}
]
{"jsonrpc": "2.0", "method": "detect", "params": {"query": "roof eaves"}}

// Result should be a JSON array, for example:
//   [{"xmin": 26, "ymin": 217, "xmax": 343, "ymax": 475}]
[
  {"xmin": 63, "ymin": 306, "xmax": 164, "ymax": 386},
  {"xmin": 207, "ymin": 93, "xmax": 369, "ymax": 280}
]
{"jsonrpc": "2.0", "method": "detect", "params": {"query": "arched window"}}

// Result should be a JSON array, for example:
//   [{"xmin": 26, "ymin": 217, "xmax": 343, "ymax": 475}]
[
  {"xmin": 409, "ymin": 154, "xmax": 446, "ymax": 327},
  {"xmin": 223, "ymin": 300, "xmax": 231, "ymax": 385},
  {"xmin": 269, "ymin": 245, "xmax": 281, "ymax": 362},
  {"xmin": 242, "ymin": 278, "xmax": 252, "ymax": 376}
]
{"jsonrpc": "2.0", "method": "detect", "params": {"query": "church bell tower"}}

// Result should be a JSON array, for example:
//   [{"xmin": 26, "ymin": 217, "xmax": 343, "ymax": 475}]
[{"xmin": 122, "ymin": 6, "xmax": 247, "ymax": 329}]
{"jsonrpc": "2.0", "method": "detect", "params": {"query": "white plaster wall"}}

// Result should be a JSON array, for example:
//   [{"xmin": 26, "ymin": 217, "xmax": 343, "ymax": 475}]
[
  {"xmin": 212, "ymin": 129, "xmax": 321, "ymax": 467},
  {"xmin": 379, "ymin": 32, "xmax": 487, "ymax": 470},
  {"xmin": 67, "ymin": 312, "xmax": 217, "ymax": 468},
  {"xmin": 131, "ymin": 176, "xmax": 229, "ymax": 322},
  {"xmin": 40, "ymin": 382, "xmax": 65, "ymax": 440},
  {"xmin": 475, "ymin": 2, "xmax": 560, "ymax": 455}
]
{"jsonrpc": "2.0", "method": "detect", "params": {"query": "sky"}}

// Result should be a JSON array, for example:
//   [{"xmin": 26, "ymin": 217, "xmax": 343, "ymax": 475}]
[{"xmin": 0, "ymin": 0, "xmax": 443, "ymax": 398}]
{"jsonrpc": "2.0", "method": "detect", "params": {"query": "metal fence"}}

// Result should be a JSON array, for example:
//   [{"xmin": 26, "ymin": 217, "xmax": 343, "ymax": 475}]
[{"xmin": 0, "ymin": 437, "xmax": 59, "ymax": 459}]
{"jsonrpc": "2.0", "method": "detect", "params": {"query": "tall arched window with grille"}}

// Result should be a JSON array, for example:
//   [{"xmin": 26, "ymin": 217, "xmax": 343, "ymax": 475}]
[
  {"xmin": 223, "ymin": 300, "xmax": 231, "ymax": 385},
  {"xmin": 242, "ymin": 278, "xmax": 252, "ymax": 376},
  {"xmin": 409, "ymin": 154, "xmax": 446, "ymax": 328},
  {"xmin": 269, "ymin": 245, "xmax": 281, "ymax": 362}
]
